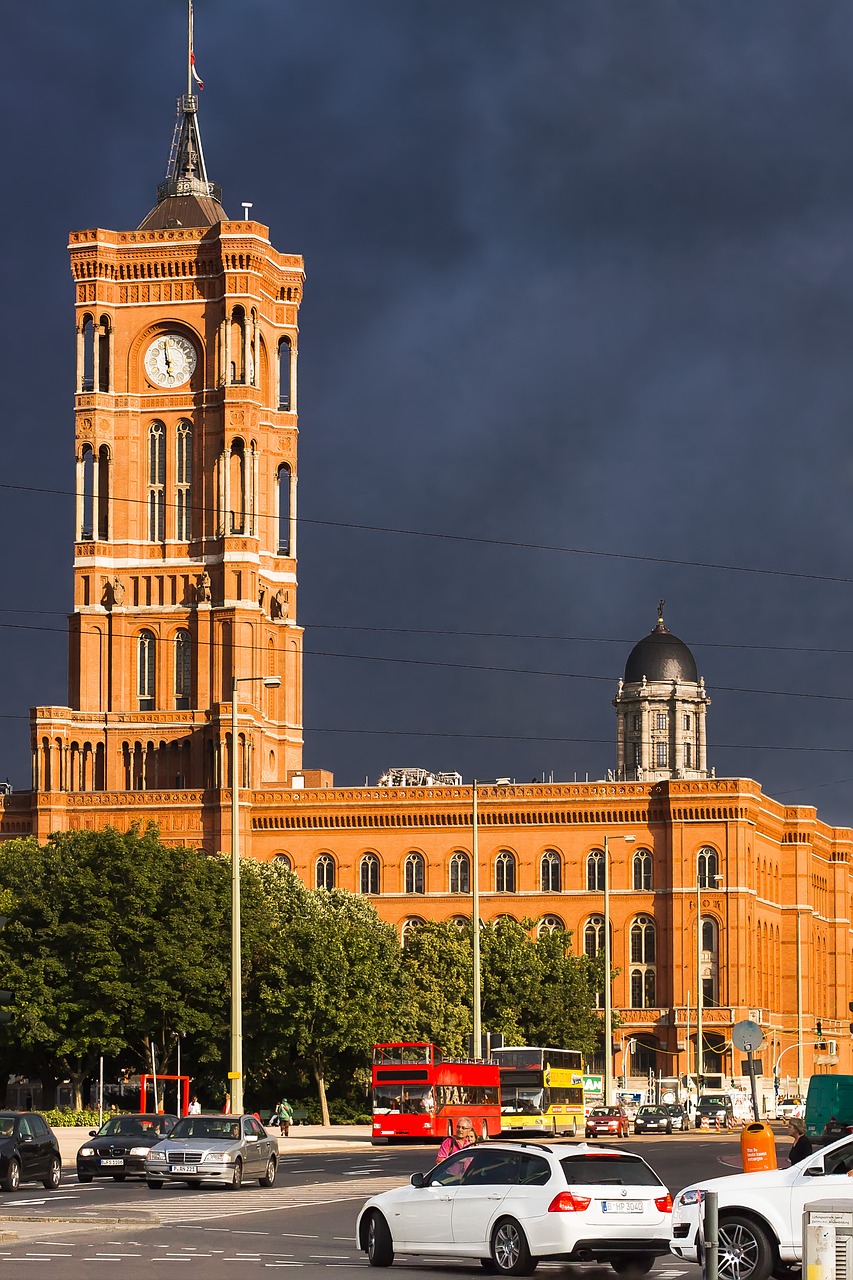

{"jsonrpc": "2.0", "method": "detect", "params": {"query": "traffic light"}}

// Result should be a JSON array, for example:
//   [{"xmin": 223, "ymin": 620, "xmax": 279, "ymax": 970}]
[{"xmin": 817, "ymin": 1019, "xmax": 823, "ymax": 1040}]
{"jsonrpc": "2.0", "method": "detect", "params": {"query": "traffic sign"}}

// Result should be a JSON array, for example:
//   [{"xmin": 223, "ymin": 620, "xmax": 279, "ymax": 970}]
[{"xmin": 732, "ymin": 1019, "xmax": 765, "ymax": 1053}]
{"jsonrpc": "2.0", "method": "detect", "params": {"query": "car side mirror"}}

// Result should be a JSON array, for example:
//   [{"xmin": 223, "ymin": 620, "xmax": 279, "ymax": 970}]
[
  {"xmin": 19, "ymin": 1135, "xmax": 33, "ymax": 1144},
  {"xmin": 803, "ymin": 1165, "xmax": 824, "ymax": 1177},
  {"xmin": 89, "ymin": 1130, "xmax": 97, "ymax": 1136},
  {"xmin": 410, "ymin": 1172, "xmax": 425, "ymax": 1187}
]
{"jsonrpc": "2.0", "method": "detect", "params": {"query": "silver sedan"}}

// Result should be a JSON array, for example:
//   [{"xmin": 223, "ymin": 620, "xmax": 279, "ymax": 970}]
[{"xmin": 145, "ymin": 1114, "xmax": 278, "ymax": 1190}]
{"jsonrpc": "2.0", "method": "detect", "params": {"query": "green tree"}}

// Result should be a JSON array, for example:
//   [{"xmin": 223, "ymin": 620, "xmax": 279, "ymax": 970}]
[{"xmin": 397, "ymin": 921, "xmax": 473, "ymax": 1055}]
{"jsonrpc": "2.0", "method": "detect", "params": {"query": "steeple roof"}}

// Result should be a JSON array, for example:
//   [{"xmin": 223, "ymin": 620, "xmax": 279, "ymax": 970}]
[{"xmin": 138, "ymin": 93, "xmax": 228, "ymax": 232}]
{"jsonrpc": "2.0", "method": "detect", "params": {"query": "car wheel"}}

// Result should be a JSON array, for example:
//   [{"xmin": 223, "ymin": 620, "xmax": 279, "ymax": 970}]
[
  {"xmin": 77, "ymin": 1172, "xmax": 93, "ymax": 1183},
  {"xmin": 147, "ymin": 1179, "xmax": 164, "ymax": 1189},
  {"xmin": 259, "ymin": 1156, "xmax": 277, "ymax": 1187},
  {"xmin": 366, "ymin": 1210, "xmax": 394, "ymax": 1267},
  {"xmin": 718, "ymin": 1215, "xmax": 774, "ymax": 1280},
  {"xmin": 111, "ymin": 1172, "xmax": 126, "ymax": 1182},
  {"xmin": 229, "ymin": 1159, "xmax": 243, "ymax": 1190},
  {"xmin": 491, "ymin": 1218, "xmax": 537, "ymax": 1276},
  {"xmin": 611, "ymin": 1256, "xmax": 655, "ymax": 1276},
  {"xmin": 43, "ymin": 1156, "xmax": 61, "ymax": 1190},
  {"xmin": 666, "ymin": 1123, "xmax": 672, "ymax": 1135},
  {"xmin": 2, "ymin": 1159, "xmax": 20, "ymax": 1193}
]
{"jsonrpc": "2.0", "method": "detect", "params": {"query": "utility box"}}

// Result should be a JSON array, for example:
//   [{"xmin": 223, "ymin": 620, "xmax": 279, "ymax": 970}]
[
  {"xmin": 803, "ymin": 1201, "xmax": 853, "ymax": 1280},
  {"xmin": 741, "ymin": 1121, "xmax": 777, "ymax": 1172}
]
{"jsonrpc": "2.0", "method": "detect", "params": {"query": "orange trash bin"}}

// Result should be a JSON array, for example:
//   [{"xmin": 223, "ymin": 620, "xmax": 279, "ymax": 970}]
[{"xmin": 741, "ymin": 1121, "xmax": 777, "ymax": 1172}]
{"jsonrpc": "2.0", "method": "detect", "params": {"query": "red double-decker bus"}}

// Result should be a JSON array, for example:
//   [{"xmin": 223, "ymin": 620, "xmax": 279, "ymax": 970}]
[{"xmin": 372, "ymin": 1042, "xmax": 501, "ymax": 1143}]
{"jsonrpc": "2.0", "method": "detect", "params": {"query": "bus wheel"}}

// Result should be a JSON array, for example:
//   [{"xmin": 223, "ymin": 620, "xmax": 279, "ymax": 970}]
[
  {"xmin": 481, "ymin": 1120, "xmax": 489, "ymax": 1142},
  {"xmin": 551, "ymin": 1117, "xmax": 558, "ymax": 1138},
  {"xmin": 570, "ymin": 1119, "xmax": 577, "ymax": 1137}
]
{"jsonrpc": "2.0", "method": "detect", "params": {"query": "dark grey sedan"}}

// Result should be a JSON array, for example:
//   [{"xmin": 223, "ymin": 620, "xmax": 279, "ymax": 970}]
[
  {"xmin": 145, "ymin": 1114, "xmax": 277, "ymax": 1190},
  {"xmin": 633, "ymin": 1105, "xmax": 675, "ymax": 1134}
]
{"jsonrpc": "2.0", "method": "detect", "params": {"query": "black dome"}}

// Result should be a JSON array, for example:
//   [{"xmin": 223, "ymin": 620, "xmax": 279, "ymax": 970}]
[{"xmin": 624, "ymin": 618, "xmax": 698, "ymax": 684}]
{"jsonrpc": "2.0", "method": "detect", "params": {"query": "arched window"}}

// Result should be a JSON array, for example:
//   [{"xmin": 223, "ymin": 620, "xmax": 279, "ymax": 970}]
[
  {"xmin": 630, "ymin": 916, "xmax": 656, "ymax": 963},
  {"xmin": 449, "ymin": 851, "xmax": 470, "ymax": 894},
  {"xmin": 273, "ymin": 853, "xmax": 291, "ymax": 870},
  {"xmin": 700, "ymin": 916, "xmax": 719, "ymax": 1006},
  {"xmin": 174, "ymin": 630, "xmax": 191, "ymax": 710},
  {"xmin": 401, "ymin": 917, "xmax": 425, "ymax": 947},
  {"xmin": 229, "ymin": 439, "xmax": 245, "ymax": 534},
  {"xmin": 632, "ymin": 850, "xmax": 653, "ymax": 891},
  {"xmin": 587, "ymin": 849, "xmax": 604, "ymax": 891},
  {"xmin": 81, "ymin": 315, "xmax": 95, "ymax": 391},
  {"xmin": 360, "ymin": 853, "xmax": 380, "ymax": 896},
  {"xmin": 630, "ymin": 916, "xmax": 657, "ymax": 1009},
  {"xmin": 148, "ymin": 422, "xmax": 165, "ymax": 541},
  {"xmin": 537, "ymin": 915, "xmax": 564, "ymax": 936},
  {"xmin": 277, "ymin": 464, "xmax": 291, "ymax": 555},
  {"xmin": 80, "ymin": 444, "xmax": 94, "ymax": 540},
  {"xmin": 540, "ymin": 849, "xmax": 561, "ymax": 893},
  {"xmin": 230, "ymin": 306, "xmax": 246, "ymax": 384},
  {"xmin": 315, "ymin": 854, "xmax": 335, "ymax": 890},
  {"xmin": 495, "ymin": 850, "xmax": 516, "ymax": 893},
  {"xmin": 138, "ymin": 630, "xmax": 156, "ymax": 710},
  {"xmin": 176, "ymin": 421, "xmax": 192, "ymax": 541},
  {"xmin": 98, "ymin": 314, "xmax": 111, "ymax": 391},
  {"xmin": 278, "ymin": 337, "xmax": 292, "ymax": 410},
  {"xmin": 584, "ymin": 916, "xmax": 605, "ymax": 958},
  {"xmin": 702, "ymin": 917, "xmax": 718, "ymax": 955},
  {"xmin": 449, "ymin": 915, "xmax": 468, "ymax": 930},
  {"xmin": 697, "ymin": 847, "xmax": 719, "ymax": 889},
  {"xmin": 404, "ymin": 852, "xmax": 425, "ymax": 895}
]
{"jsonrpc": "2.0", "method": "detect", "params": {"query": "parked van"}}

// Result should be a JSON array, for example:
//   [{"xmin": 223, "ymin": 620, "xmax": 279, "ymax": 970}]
[{"xmin": 804, "ymin": 1075, "xmax": 853, "ymax": 1141}]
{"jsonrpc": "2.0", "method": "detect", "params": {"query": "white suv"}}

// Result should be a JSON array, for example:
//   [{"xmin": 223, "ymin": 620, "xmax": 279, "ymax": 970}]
[
  {"xmin": 357, "ymin": 1142, "xmax": 672, "ymax": 1275},
  {"xmin": 670, "ymin": 1132, "xmax": 853, "ymax": 1280}
]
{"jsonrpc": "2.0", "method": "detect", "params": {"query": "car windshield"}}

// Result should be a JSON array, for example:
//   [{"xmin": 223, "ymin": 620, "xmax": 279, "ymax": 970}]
[
  {"xmin": 638, "ymin": 1107, "xmax": 664, "ymax": 1116},
  {"xmin": 97, "ymin": 1116, "xmax": 173, "ymax": 1137},
  {"xmin": 561, "ymin": 1153, "xmax": 661, "ymax": 1186},
  {"xmin": 168, "ymin": 1118, "xmax": 241, "ymax": 1141}
]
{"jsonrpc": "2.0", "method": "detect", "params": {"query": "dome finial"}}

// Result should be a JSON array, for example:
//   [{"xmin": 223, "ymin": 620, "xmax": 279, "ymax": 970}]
[{"xmin": 656, "ymin": 598, "xmax": 667, "ymax": 633}]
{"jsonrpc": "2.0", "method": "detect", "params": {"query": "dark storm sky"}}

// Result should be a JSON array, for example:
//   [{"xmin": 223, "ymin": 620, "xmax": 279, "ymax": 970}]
[{"xmin": 3, "ymin": 1, "xmax": 853, "ymax": 822}]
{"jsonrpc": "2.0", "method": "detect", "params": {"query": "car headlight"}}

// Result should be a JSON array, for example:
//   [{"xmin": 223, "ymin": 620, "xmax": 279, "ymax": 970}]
[
  {"xmin": 203, "ymin": 1152, "xmax": 230, "ymax": 1163},
  {"xmin": 129, "ymin": 1146, "xmax": 150, "ymax": 1157},
  {"xmin": 79, "ymin": 1147, "xmax": 95, "ymax": 1157},
  {"xmin": 676, "ymin": 1189, "xmax": 704, "ymax": 1206},
  {"xmin": 148, "ymin": 1149, "xmax": 167, "ymax": 1162}
]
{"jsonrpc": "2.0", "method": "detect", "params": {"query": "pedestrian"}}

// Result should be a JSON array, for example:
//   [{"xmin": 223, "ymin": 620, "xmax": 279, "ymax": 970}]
[
  {"xmin": 787, "ymin": 1118, "xmax": 813, "ymax": 1165},
  {"xmin": 222, "ymin": 1092, "xmax": 231, "ymax": 1115},
  {"xmin": 188, "ymin": 1095, "xmax": 201, "ymax": 1115},
  {"xmin": 437, "ymin": 1117, "xmax": 477, "ymax": 1162},
  {"xmin": 276, "ymin": 1097, "xmax": 294, "ymax": 1136}
]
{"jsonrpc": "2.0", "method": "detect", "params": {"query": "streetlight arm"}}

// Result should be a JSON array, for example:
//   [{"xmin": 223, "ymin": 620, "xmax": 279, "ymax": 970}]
[{"xmin": 774, "ymin": 1042, "xmax": 825, "ymax": 1077}]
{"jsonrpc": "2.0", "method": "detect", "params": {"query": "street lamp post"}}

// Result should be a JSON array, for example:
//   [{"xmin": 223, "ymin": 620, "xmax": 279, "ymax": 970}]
[
  {"xmin": 471, "ymin": 779, "xmax": 510, "ymax": 1058},
  {"xmin": 696, "ymin": 865, "xmax": 724, "ymax": 1089},
  {"xmin": 231, "ymin": 673, "xmax": 281, "ymax": 1115},
  {"xmin": 602, "ymin": 834, "xmax": 635, "ymax": 1107}
]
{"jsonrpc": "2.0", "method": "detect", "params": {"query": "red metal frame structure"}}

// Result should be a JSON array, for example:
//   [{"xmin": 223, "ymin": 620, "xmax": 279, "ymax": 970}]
[
  {"xmin": 139, "ymin": 1073, "xmax": 190, "ymax": 1117},
  {"xmin": 371, "ymin": 1042, "xmax": 501, "ymax": 1143}
]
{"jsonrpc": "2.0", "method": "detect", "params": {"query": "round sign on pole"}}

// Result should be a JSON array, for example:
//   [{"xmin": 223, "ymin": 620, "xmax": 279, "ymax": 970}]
[{"xmin": 732, "ymin": 1020, "xmax": 765, "ymax": 1053}]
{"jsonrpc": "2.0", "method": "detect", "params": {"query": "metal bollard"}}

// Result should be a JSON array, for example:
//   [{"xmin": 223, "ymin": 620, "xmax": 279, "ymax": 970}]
[{"xmin": 703, "ymin": 1190, "xmax": 719, "ymax": 1280}]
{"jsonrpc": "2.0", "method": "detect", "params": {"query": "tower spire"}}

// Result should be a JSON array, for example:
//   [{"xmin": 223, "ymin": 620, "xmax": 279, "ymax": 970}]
[{"xmin": 137, "ymin": 0, "xmax": 226, "ymax": 231}]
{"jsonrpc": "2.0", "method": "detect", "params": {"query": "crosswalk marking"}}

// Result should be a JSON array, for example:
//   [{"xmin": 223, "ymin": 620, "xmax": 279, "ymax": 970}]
[{"xmin": 103, "ymin": 1175, "xmax": 401, "ymax": 1224}]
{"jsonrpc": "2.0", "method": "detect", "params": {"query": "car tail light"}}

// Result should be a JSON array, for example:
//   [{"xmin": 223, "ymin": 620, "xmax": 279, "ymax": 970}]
[
  {"xmin": 548, "ymin": 1192, "xmax": 592, "ymax": 1213},
  {"xmin": 655, "ymin": 1194, "xmax": 673, "ymax": 1214}
]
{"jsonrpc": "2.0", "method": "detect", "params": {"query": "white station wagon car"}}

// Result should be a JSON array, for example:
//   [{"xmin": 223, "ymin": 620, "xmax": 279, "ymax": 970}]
[
  {"xmin": 670, "ymin": 1132, "xmax": 853, "ymax": 1280},
  {"xmin": 356, "ymin": 1142, "xmax": 673, "ymax": 1275}
]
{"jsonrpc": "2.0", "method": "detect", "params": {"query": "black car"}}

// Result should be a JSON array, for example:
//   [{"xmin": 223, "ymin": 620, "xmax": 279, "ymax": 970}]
[
  {"xmin": 77, "ymin": 1113, "xmax": 177, "ymax": 1182},
  {"xmin": 661, "ymin": 1102, "xmax": 688, "ymax": 1131},
  {"xmin": 694, "ymin": 1094, "xmax": 735, "ymax": 1129},
  {"xmin": 0, "ymin": 1111, "xmax": 61, "ymax": 1192},
  {"xmin": 633, "ymin": 1105, "xmax": 674, "ymax": 1134}
]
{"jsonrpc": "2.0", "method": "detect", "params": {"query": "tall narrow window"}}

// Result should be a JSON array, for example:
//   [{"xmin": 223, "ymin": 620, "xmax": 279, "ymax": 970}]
[
  {"xmin": 360, "ymin": 854, "xmax": 380, "ymax": 895},
  {"xmin": 655, "ymin": 741, "xmax": 668, "ymax": 768},
  {"xmin": 98, "ymin": 315, "xmax": 111, "ymax": 391},
  {"xmin": 316, "ymin": 854, "xmax": 335, "ymax": 890},
  {"xmin": 174, "ymin": 630, "xmax": 191, "ymax": 710},
  {"xmin": 176, "ymin": 421, "xmax": 192, "ymax": 541},
  {"xmin": 540, "ymin": 849, "xmax": 561, "ymax": 892},
  {"xmin": 587, "ymin": 849, "xmax": 605, "ymax": 891},
  {"xmin": 148, "ymin": 422, "xmax": 165, "ymax": 542},
  {"xmin": 229, "ymin": 439, "xmax": 245, "ymax": 534},
  {"xmin": 97, "ymin": 445, "xmax": 110, "ymax": 540},
  {"xmin": 495, "ymin": 850, "xmax": 516, "ymax": 893},
  {"xmin": 80, "ymin": 445, "xmax": 94, "ymax": 540},
  {"xmin": 278, "ymin": 337, "xmax": 292, "ymax": 410},
  {"xmin": 630, "ymin": 916, "xmax": 657, "ymax": 1009},
  {"xmin": 697, "ymin": 847, "xmax": 718, "ymax": 889},
  {"xmin": 277, "ymin": 464, "xmax": 292, "ymax": 555},
  {"xmin": 584, "ymin": 916, "xmax": 606, "ymax": 1008},
  {"xmin": 81, "ymin": 316, "xmax": 95, "ymax": 391},
  {"xmin": 230, "ymin": 307, "xmax": 246, "ymax": 384},
  {"xmin": 632, "ymin": 850, "xmax": 653, "ymax": 891},
  {"xmin": 404, "ymin": 852, "xmax": 425, "ymax": 894},
  {"xmin": 449, "ymin": 851, "xmax": 470, "ymax": 894},
  {"xmin": 138, "ymin": 630, "xmax": 156, "ymax": 711}
]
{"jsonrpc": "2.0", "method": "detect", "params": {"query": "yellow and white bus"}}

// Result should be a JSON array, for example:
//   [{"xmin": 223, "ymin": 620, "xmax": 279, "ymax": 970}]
[{"xmin": 492, "ymin": 1046, "xmax": 585, "ymax": 1137}]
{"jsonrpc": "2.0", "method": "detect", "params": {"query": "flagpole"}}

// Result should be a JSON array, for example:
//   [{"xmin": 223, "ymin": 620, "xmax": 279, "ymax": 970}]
[{"xmin": 188, "ymin": 0, "xmax": 193, "ymax": 99}]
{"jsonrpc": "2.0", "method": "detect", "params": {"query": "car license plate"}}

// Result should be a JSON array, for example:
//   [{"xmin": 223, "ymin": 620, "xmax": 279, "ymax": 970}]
[
  {"xmin": 99, "ymin": 1158, "xmax": 124, "ymax": 1166},
  {"xmin": 603, "ymin": 1201, "xmax": 643, "ymax": 1213},
  {"xmin": 170, "ymin": 1164, "xmax": 197, "ymax": 1174}
]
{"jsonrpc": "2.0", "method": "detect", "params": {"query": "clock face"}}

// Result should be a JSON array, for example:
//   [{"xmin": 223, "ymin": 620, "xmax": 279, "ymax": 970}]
[{"xmin": 145, "ymin": 334, "xmax": 198, "ymax": 388}]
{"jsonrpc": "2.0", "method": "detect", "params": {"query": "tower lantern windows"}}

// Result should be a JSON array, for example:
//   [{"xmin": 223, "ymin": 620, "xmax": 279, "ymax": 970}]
[
  {"xmin": 278, "ymin": 337, "xmax": 292, "ymax": 410},
  {"xmin": 138, "ymin": 630, "xmax": 156, "ymax": 711},
  {"xmin": 176, "ymin": 421, "xmax": 193, "ymax": 541},
  {"xmin": 277, "ymin": 464, "xmax": 292, "ymax": 555},
  {"xmin": 148, "ymin": 422, "xmax": 166, "ymax": 542},
  {"xmin": 174, "ymin": 630, "xmax": 191, "ymax": 710}
]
